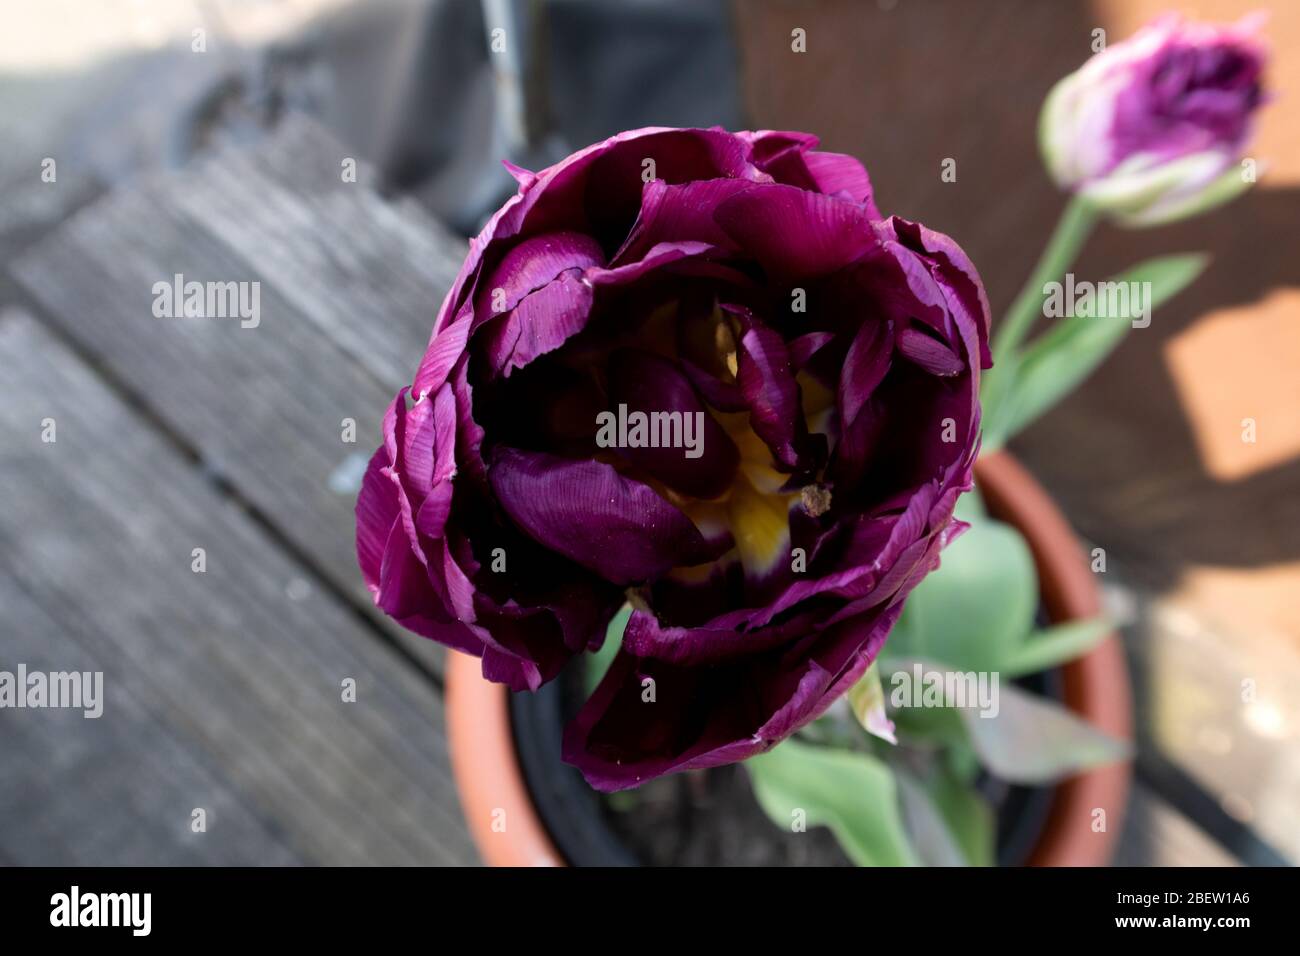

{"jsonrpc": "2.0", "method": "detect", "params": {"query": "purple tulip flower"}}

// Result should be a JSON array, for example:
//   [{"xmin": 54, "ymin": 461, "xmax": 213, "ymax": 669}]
[
  {"xmin": 1041, "ymin": 13, "xmax": 1268, "ymax": 226},
  {"xmin": 356, "ymin": 127, "xmax": 991, "ymax": 790}
]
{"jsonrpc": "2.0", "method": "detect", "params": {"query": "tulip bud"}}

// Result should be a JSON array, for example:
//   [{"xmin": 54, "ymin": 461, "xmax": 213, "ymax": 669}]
[{"xmin": 1040, "ymin": 14, "xmax": 1267, "ymax": 227}]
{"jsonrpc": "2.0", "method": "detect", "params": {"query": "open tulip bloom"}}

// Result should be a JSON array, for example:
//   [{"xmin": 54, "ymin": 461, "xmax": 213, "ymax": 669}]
[{"xmin": 356, "ymin": 13, "xmax": 1265, "ymax": 865}]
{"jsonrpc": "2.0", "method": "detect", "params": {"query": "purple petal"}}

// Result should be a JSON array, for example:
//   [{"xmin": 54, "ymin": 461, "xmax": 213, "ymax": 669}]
[
  {"xmin": 378, "ymin": 388, "xmax": 429, "ymax": 564},
  {"xmin": 830, "ymin": 396, "xmax": 888, "ymax": 492},
  {"xmin": 788, "ymin": 331, "xmax": 836, "ymax": 371},
  {"xmin": 675, "ymin": 485, "xmax": 936, "ymax": 637},
  {"xmin": 613, "ymin": 178, "xmax": 758, "ymax": 265},
  {"xmin": 802, "ymin": 150, "xmax": 879, "ymax": 209},
  {"xmin": 400, "ymin": 383, "xmax": 457, "ymax": 496},
  {"xmin": 713, "ymin": 183, "xmax": 877, "ymax": 281},
  {"xmin": 430, "ymin": 127, "xmax": 765, "ymax": 350},
  {"xmin": 838, "ymin": 319, "xmax": 893, "ymax": 425},
  {"xmin": 726, "ymin": 306, "xmax": 819, "ymax": 473},
  {"xmin": 449, "ymin": 356, "xmax": 489, "ymax": 491},
  {"xmin": 375, "ymin": 524, "xmax": 483, "ymax": 653},
  {"xmin": 501, "ymin": 159, "xmax": 536, "ymax": 188},
  {"xmin": 751, "ymin": 140, "xmax": 880, "ymax": 215},
  {"xmin": 472, "ymin": 607, "xmax": 568, "ymax": 692},
  {"xmin": 606, "ymin": 348, "xmax": 739, "ymax": 499},
  {"xmin": 737, "ymin": 328, "xmax": 804, "ymax": 470},
  {"xmin": 870, "ymin": 231, "xmax": 953, "ymax": 334},
  {"xmin": 889, "ymin": 217, "xmax": 993, "ymax": 370},
  {"xmin": 739, "ymin": 129, "xmax": 820, "ymax": 167},
  {"xmin": 897, "ymin": 325, "xmax": 966, "ymax": 377},
  {"xmin": 647, "ymin": 558, "xmax": 740, "ymax": 626},
  {"xmin": 578, "ymin": 127, "xmax": 767, "ymax": 242},
  {"xmin": 679, "ymin": 357, "xmax": 747, "ymax": 412},
  {"xmin": 412, "ymin": 311, "xmax": 472, "ymax": 397},
  {"xmin": 481, "ymin": 647, "xmax": 542, "ymax": 692},
  {"xmin": 473, "ymin": 231, "xmax": 605, "ymax": 320},
  {"xmin": 480, "ymin": 269, "xmax": 594, "ymax": 378},
  {"xmin": 488, "ymin": 447, "xmax": 723, "ymax": 585},
  {"xmin": 586, "ymin": 240, "xmax": 718, "ymax": 287},
  {"xmin": 622, "ymin": 605, "xmax": 817, "ymax": 666},
  {"xmin": 356, "ymin": 448, "xmax": 398, "ymax": 595},
  {"xmin": 562, "ymin": 605, "xmax": 899, "ymax": 792}
]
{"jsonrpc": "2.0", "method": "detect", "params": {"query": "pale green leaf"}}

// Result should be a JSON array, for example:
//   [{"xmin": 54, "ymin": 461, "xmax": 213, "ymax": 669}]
[
  {"xmin": 885, "ymin": 513, "xmax": 1038, "ymax": 674},
  {"xmin": 1001, "ymin": 253, "xmax": 1208, "ymax": 439},
  {"xmin": 877, "ymin": 656, "xmax": 969, "ymax": 746},
  {"xmin": 895, "ymin": 765, "xmax": 995, "ymax": 867},
  {"xmin": 1003, "ymin": 616, "xmax": 1112, "ymax": 678},
  {"xmin": 958, "ymin": 683, "xmax": 1130, "ymax": 785},
  {"xmin": 747, "ymin": 738, "xmax": 919, "ymax": 866},
  {"xmin": 583, "ymin": 603, "xmax": 631, "ymax": 696}
]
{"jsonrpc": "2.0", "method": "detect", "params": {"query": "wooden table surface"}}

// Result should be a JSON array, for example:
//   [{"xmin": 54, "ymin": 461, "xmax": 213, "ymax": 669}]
[{"xmin": 2, "ymin": 117, "xmax": 477, "ymax": 865}]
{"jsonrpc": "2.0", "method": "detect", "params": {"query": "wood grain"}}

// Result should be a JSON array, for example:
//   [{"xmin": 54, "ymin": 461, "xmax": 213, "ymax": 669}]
[
  {"xmin": 0, "ymin": 310, "xmax": 477, "ymax": 865},
  {"xmin": 10, "ymin": 119, "xmax": 464, "ymax": 678}
]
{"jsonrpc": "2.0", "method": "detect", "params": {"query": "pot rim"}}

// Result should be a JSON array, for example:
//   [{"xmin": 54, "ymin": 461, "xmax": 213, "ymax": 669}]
[
  {"xmin": 445, "ymin": 652, "xmax": 565, "ymax": 866},
  {"xmin": 975, "ymin": 451, "xmax": 1134, "ymax": 865},
  {"xmin": 445, "ymin": 449, "xmax": 1134, "ymax": 866}
]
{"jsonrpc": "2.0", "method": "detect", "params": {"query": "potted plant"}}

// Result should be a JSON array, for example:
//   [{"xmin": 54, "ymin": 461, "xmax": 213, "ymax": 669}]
[
  {"xmin": 370, "ymin": 12, "xmax": 1267, "ymax": 866},
  {"xmin": 447, "ymin": 448, "xmax": 1135, "ymax": 866}
]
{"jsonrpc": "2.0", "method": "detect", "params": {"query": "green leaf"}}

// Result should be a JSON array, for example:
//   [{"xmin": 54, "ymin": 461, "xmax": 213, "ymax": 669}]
[
  {"xmin": 877, "ymin": 656, "xmax": 969, "ymax": 747},
  {"xmin": 747, "ymin": 738, "xmax": 919, "ymax": 866},
  {"xmin": 952, "ymin": 483, "xmax": 986, "ymax": 523},
  {"xmin": 880, "ymin": 656, "xmax": 999, "ymax": 757},
  {"xmin": 887, "ymin": 694, "xmax": 968, "ymax": 747},
  {"xmin": 1003, "ymin": 616, "xmax": 1112, "ymax": 678},
  {"xmin": 847, "ymin": 661, "xmax": 896, "ymax": 743},
  {"xmin": 1000, "ymin": 253, "xmax": 1208, "ymax": 439},
  {"xmin": 958, "ymin": 683, "xmax": 1130, "ymax": 785},
  {"xmin": 583, "ymin": 603, "xmax": 631, "ymax": 697},
  {"xmin": 944, "ymin": 737, "xmax": 981, "ymax": 783},
  {"xmin": 895, "ymin": 765, "xmax": 995, "ymax": 867},
  {"xmin": 885, "ymin": 513, "xmax": 1038, "ymax": 674},
  {"xmin": 605, "ymin": 790, "xmax": 640, "ymax": 813}
]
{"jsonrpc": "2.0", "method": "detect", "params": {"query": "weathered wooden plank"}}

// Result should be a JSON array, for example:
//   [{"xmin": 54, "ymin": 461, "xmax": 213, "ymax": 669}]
[
  {"xmin": 9, "ymin": 130, "xmax": 450, "ymax": 675},
  {"xmin": 0, "ymin": 311, "xmax": 477, "ymax": 865},
  {"xmin": 0, "ymin": 574, "xmax": 304, "ymax": 866},
  {"xmin": 159, "ymin": 114, "xmax": 466, "ymax": 390}
]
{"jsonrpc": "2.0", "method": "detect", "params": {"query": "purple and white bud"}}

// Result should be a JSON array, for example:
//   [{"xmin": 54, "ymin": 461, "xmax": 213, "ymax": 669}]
[{"xmin": 1040, "ymin": 14, "xmax": 1268, "ymax": 226}]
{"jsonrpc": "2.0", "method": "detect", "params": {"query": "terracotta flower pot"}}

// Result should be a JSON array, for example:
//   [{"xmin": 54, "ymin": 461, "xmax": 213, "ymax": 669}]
[
  {"xmin": 446, "ymin": 450, "xmax": 1134, "ymax": 866},
  {"xmin": 973, "ymin": 451, "xmax": 1133, "ymax": 865}
]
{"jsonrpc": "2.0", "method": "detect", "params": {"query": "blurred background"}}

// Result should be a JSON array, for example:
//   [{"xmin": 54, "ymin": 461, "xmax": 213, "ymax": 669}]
[{"xmin": 0, "ymin": 0, "xmax": 1295, "ymax": 865}]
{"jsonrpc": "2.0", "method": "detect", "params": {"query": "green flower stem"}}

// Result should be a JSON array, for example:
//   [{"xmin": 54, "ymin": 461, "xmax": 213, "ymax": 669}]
[{"xmin": 991, "ymin": 194, "xmax": 1098, "ymax": 363}]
